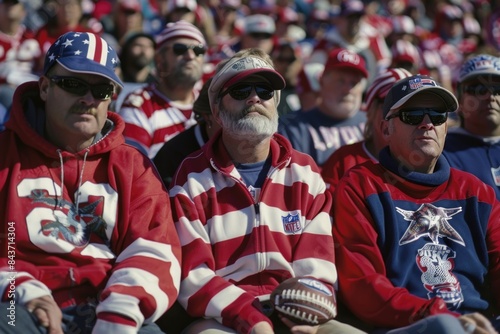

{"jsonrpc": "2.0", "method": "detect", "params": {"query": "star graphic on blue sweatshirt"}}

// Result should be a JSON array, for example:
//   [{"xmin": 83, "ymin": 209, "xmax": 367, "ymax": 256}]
[{"xmin": 397, "ymin": 203, "xmax": 464, "ymax": 246}]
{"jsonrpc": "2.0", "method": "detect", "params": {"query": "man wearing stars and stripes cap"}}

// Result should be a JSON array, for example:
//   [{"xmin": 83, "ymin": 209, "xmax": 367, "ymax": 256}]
[
  {"xmin": 43, "ymin": 31, "xmax": 124, "ymax": 87},
  {"xmin": 0, "ymin": 31, "xmax": 181, "ymax": 334}
]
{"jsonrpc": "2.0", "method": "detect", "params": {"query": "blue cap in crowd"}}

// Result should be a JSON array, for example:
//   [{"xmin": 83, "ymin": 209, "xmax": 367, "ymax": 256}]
[{"xmin": 43, "ymin": 31, "xmax": 123, "ymax": 88}]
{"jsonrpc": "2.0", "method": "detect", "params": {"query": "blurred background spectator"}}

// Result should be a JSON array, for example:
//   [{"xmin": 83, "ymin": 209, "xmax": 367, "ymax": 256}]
[
  {"xmin": 308, "ymin": 0, "xmax": 389, "ymax": 84},
  {"xmin": 117, "ymin": 20, "xmax": 206, "ymax": 158},
  {"xmin": 295, "ymin": 62, "xmax": 324, "ymax": 112},
  {"xmin": 165, "ymin": 0, "xmax": 197, "ymax": 25},
  {"xmin": 271, "ymin": 40, "xmax": 303, "ymax": 116},
  {"xmin": 236, "ymin": 14, "xmax": 276, "ymax": 54},
  {"xmin": 0, "ymin": 0, "xmax": 41, "ymax": 109},
  {"xmin": 100, "ymin": 0, "xmax": 144, "ymax": 52},
  {"xmin": 35, "ymin": 0, "xmax": 95, "ymax": 56},
  {"xmin": 390, "ymin": 39, "xmax": 421, "ymax": 73},
  {"xmin": 118, "ymin": 31, "xmax": 156, "ymax": 84},
  {"xmin": 278, "ymin": 48, "xmax": 368, "ymax": 168},
  {"xmin": 111, "ymin": 31, "xmax": 156, "ymax": 112}
]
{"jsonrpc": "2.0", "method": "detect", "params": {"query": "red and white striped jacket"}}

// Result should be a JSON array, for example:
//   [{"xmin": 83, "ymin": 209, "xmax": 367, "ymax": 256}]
[
  {"xmin": 118, "ymin": 84, "xmax": 198, "ymax": 158},
  {"xmin": 169, "ymin": 132, "xmax": 337, "ymax": 333}
]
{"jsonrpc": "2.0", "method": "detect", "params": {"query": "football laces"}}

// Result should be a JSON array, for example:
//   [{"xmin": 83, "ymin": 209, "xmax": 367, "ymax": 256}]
[{"xmin": 274, "ymin": 288, "xmax": 337, "ymax": 324}]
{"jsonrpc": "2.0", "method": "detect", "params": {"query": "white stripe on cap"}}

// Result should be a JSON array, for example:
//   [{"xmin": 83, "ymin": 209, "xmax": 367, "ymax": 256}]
[
  {"xmin": 86, "ymin": 32, "xmax": 108, "ymax": 66},
  {"xmin": 98, "ymin": 37, "xmax": 109, "ymax": 65},
  {"xmin": 155, "ymin": 20, "xmax": 206, "ymax": 48}
]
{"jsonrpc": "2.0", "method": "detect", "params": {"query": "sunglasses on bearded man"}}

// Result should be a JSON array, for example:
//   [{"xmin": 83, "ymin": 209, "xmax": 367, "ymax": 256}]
[{"xmin": 219, "ymin": 83, "xmax": 275, "ymax": 101}]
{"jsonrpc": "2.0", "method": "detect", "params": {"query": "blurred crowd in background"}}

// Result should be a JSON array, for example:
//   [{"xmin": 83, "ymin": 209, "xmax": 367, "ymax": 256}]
[{"xmin": 1, "ymin": 0, "xmax": 500, "ymax": 120}]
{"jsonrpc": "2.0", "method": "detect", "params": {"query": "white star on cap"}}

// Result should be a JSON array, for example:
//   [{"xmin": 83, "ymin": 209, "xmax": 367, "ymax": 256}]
[
  {"xmin": 83, "ymin": 39, "xmax": 90, "ymax": 45},
  {"xmin": 112, "ymin": 58, "xmax": 116, "ymax": 64},
  {"xmin": 48, "ymin": 53, "xmax": 55, "ymax": 62},
  {"xmin": 62, "ymin": 39, "xmax": 73, "ymax": 48},
  {"xmin": 75, "ymin": 50, "xmax": 82, "ymax": 55}
]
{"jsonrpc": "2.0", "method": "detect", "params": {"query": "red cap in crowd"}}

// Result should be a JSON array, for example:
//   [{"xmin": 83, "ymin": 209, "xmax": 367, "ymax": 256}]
[{"xmin": 324, "ymin": 48, "xmax": 368, "ymax": 78}]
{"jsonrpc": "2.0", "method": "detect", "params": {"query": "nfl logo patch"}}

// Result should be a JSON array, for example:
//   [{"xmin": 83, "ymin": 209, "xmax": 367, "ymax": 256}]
[
  {"xmin": 409, "ymin": 77, "xmax": 422, "ymax": 90},
  {"xmin": 282, "ymin": 212, "xmax": 301, "ymax": 234}
]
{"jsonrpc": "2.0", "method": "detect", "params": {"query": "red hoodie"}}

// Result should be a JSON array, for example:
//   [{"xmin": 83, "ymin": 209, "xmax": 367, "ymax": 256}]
[{"xmin": 0, "ymin": 82, "xmax": 181, "ymax": 332}]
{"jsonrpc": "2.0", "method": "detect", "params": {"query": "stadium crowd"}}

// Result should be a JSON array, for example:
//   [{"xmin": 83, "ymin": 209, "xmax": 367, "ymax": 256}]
[{"xmin": 1, "ymin": 0, "xmax": 500, "ymax": 333}]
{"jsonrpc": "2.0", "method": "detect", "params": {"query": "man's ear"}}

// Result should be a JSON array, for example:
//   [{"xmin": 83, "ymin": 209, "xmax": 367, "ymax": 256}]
[{"xmin": 39, "ymin": 76, "xmax": 49, "ymax": 102}]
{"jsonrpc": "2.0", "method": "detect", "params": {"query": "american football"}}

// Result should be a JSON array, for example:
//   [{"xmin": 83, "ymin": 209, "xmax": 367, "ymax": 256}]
[{"xmin": 270, "ymin": 277, "xmax": 337, "ymax": 325}]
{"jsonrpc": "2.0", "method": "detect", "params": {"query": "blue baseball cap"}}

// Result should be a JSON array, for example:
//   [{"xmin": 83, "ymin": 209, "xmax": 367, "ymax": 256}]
[
  {"xmin": 43, "ymin": 31, "xmax": 124, "ymax": 88},
  {"xmin": 458, "ymin": 54, "xmax": 500, "ymax": 83},
  {"xmin": 382, "ymin": 75, "xmax": 458, "ymax": 118}
]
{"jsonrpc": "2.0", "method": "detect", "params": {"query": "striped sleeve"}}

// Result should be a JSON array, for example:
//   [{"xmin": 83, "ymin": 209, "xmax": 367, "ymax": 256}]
[
  {"xmin": 170, "ymin": 164, "xmax": 271, "ymax": 333},
  {"xmin": 96, "ymin": 160, "xmax": 182, "ymax": 330}
]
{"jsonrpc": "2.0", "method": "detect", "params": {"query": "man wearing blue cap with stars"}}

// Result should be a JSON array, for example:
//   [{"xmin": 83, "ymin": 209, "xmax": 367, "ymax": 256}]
[
  {"xmin": 444, "ymin": 54, "xmax": 500, "ymax": 201},
  {"xmin": 0, "ymin": 31, "xmax": 181, "ymax": 333}
]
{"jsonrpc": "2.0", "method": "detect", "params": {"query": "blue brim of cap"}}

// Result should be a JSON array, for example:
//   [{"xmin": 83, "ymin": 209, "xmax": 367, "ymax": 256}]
[
  {"xmin": 389, "ymin": 86, "xmax": 458, "ymax": 114},
  {"xmin": 460, "ymin": 70, "xmax": 500, "ymax": 83},
  {"xmin": 56, "ymin": 57, "xmax": 124, "ymax": 88}
]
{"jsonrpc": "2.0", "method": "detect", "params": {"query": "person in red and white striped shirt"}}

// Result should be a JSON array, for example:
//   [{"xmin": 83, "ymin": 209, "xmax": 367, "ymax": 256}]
[
  {"xmin": 168, "ymin": 48, "xmax": 364, "ymax": 334},
  {"xmin": 118, "ymin": 20, "xmax": 206, "ymax": 158}
]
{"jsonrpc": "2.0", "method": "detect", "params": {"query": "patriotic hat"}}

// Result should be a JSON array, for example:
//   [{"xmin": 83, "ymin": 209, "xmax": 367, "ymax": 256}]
[
  {"xmin": 362, "ymin": 67, "xmax": 412, "ymax": 111},
  {"xmin": 208, "ymin": 56, "xmax": 285, "ymax": 107},
  {"xmin": 324, "ymin": 48, "xmax": 368, "ymax": 78},
  {"xmin": 43, "ymin": 31, "xmax": 123, "ymax": 87},
  {"xmin": 244, "ymin": 14, "xmax": 276, "ymax": 34},
  {"xmin": 382, "ymin": 74, "xmax": 458, "ymax": 118},
  {"xmin": 155, "ymin": 20, "xmax": 206, "ymax": 49},
  {"xmin": 458, "ymin": 54, "xmax": 500, "ymax": 83}
]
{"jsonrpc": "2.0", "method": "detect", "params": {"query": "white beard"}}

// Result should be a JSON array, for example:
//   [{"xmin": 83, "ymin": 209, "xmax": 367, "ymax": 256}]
[{"xmin": 218, "ymin": 105, "xmax": 278, "ymax": 141}]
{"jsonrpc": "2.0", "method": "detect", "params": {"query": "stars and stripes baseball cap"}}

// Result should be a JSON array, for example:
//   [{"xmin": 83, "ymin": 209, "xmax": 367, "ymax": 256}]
[
  {"xmin": 43, "ymin": 31, "xmax": 123, "ymax": 88},
  {"xmin": 382, "ymin": 74, "xmax": 458, "ymax": 118}
]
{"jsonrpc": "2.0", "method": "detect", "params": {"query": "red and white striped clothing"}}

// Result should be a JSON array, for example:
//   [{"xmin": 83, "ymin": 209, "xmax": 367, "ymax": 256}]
[
  {"xmin": 0, "ymin": 82, "xmax": 182, "ymax": 333},
  {"xmin": 0, "ymin": 26, "xmax": 41, "ymax": 85},
  {"xmin": 170, "ymin": 132, "xmax": 337, "ymax": 333},
  {"xmin": 118, "ymin": 84, "xmax": 198, "ymax": 158}
]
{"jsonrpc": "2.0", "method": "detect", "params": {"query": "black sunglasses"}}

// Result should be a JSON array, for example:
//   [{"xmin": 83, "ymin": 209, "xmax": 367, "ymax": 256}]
[
  {"xmin": 463, "ymin": 84, "xmax": 500, "ymax": 96},
  {"xmin": 170, "ymin": 43, "xmax": 206, "ymax": 57},
  {"xmin": 385, "ymin": 108, "xmax": 448, "ymax": 126},
  {"xmin": 49, "ymin": 76, "xmax": 114, "ymax": 100},
  {"xmin": 219, "ymin": 83, "xmax": 274, "ymax": 101}
]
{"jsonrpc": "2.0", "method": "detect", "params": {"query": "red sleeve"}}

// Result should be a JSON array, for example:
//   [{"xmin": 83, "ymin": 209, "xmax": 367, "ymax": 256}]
[{"xmin": 487, "ymin": 200, "xmax": 500, "ymax": 308}]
